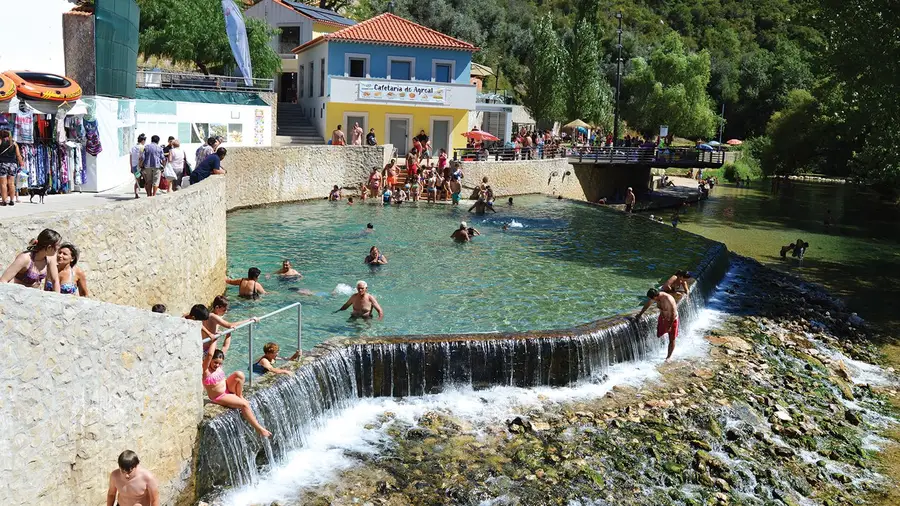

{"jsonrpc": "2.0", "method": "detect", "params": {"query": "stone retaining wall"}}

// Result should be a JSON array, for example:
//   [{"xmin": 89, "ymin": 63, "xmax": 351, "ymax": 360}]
[
  {"xmin": 225, "ymin": 145, "xmax": 392, "ymax": 209},
  {"xmin": 0, "ymin": 177, "xmax": 227, "ymax": 316},
  {"xmin": 0, "ymin": 284, "xmax": 202, "ymax": 506}
]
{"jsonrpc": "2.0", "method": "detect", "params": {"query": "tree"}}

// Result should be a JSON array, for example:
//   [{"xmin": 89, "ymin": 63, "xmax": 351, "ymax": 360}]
[
  {"xmin": 622, "ymin": 32, "xmax": 716, "ymax": 139},
  {"xmin": 565, "ymin": 19, "xmax": 613, "ymax": 130},
  {"xmin": 521, "ymin": 15, "xmax": 565, "ymax": 125},
  {"xmin": 137, "ymin": 0, "xmax": 281, "ymax": 78}
]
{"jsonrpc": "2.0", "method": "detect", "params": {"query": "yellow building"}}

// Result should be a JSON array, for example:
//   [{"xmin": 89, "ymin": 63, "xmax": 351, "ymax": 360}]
[{"xmin": 292, "ymin": 13, "xmax": 478, "ymax": 155}]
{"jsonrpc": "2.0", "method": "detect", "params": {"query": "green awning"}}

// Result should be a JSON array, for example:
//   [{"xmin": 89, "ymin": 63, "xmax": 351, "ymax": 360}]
[{"xmin": 135, "ymin": 88, "xmax": 268, "ymax": 106}]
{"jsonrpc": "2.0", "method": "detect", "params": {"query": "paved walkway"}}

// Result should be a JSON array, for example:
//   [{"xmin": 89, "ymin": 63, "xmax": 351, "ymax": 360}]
[{"xmin": 0, "ymin": 182, "xmax": 141, "ymax": 219}]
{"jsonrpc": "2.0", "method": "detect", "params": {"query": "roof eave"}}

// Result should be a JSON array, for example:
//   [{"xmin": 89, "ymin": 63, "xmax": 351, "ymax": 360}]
[{"xmin": 327, "ymin": 39, "xmax": 479, "ymax": 52}]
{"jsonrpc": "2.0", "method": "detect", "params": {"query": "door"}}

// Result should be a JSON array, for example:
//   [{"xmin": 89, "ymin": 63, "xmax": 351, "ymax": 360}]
[
  {"xmin": 431, "ymin": 119, "xmax": 450, "ymax": 156},
  {"xmin": 279, "ymin": 73, "xmax": 297, "ymax": 103},
  {"xmin": 389, "ymin": 118, "xmax": 409, "ymax": 156},
  {"xmin": 347, "ymin": 115, "xmax": 366, "ymax": 142}
]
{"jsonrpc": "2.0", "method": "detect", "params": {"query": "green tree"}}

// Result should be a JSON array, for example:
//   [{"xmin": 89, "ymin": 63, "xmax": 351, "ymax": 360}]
[
  {"xmin": 565, "ymin": 19, "xmax": 613, "ymax": 130},
  {"xmin": 137, "ymin": 0, "xmax": 281, "ymax": 78},
  {"xmin": 622, "ymin": 32, "xmax": 716, "ymax": 139},
  {"xmin": 522, "ymin": 15, "xmax": 565, "ymax": 125}
]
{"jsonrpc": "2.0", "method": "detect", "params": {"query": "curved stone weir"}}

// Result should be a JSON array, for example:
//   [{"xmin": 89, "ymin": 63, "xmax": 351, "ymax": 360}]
[{"xmin": 196, "ymin": 243, "xmax": 730, "ymax": 499}]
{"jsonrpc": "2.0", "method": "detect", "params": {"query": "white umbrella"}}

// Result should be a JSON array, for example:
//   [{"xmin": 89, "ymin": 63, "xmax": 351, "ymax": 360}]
[{"xmin": 708, "ymin": 140, "xmax": 721, "ymax": 146}]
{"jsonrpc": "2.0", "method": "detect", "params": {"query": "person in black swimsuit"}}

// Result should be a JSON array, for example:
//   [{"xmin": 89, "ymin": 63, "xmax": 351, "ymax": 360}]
[{"xmin": 226, "ymin": 267, "xmax": 266, "ymax": 298}]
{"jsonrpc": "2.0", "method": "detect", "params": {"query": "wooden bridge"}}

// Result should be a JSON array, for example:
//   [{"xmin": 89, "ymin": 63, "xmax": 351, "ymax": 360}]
[{"xmin": 453, "ymin": 146, "xmax": 725, "ymax": 168}]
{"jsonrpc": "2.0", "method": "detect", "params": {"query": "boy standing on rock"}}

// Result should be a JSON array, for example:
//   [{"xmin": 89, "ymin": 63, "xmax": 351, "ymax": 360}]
[
  {"xmin": 107, "ymin": 450, "xmax": 159, "ymax": 506},
  {"xmin": 633, "ymin": 288, "xmax": 679, "ymax": 361}
]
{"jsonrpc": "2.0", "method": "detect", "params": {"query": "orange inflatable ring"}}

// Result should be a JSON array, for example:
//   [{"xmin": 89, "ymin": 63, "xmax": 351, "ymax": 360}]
[
  {"xmin": 4, "ymin": 71, "xmax": 82, "ymax": 102},
  {"xmin": 0, "ymin": 73, "xmax": 14, "ymax": 102}
]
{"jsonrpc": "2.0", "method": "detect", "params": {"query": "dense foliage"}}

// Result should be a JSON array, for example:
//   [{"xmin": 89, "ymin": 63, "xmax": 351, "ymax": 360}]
[{"xmin": 137, "ymin": 0, "xmax": 281, "ymax": 79}]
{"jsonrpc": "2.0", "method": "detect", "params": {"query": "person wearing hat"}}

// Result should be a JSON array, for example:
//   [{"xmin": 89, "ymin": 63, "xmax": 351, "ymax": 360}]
[
  {"xmin": 335, "ymin": 280, "xmax": 384, "ymax": 320},
  {"xmin": 451, "ymin": 222, "xmax": 470, "ymax": 243},
  {"xmin": 624, "ymin": 187, "xmax": 636, "ymax": 213}
]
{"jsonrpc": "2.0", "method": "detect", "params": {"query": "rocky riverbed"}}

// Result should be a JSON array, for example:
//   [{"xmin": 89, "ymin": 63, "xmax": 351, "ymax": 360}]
[{"xmin": 216, "ymin": 257, "xmax": 900, "ymax": 506}]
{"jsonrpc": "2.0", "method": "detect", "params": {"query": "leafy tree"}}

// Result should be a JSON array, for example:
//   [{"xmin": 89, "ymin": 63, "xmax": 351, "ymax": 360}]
[
  {"xmin": 565, "ymin": 19, "xmax": 613, "ymax": 130},
  {"xmin": 622, "ymin": 32, "xmax": 716, "ymax": 139},
  {"xmin": 137, "ymin": 0, "xmax": 281, "ymax": 78},
  {"xmin": 521, "ymin": 15, "xmax": 565, "ymax": 125}
]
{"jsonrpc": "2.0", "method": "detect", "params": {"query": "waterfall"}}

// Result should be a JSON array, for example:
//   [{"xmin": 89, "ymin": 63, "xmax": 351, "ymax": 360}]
[{"xmin": 196, "ymin": 244, "xmax": 730, "ymax": 499}]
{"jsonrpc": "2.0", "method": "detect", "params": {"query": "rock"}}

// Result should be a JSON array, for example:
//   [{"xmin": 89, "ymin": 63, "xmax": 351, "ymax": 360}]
[
  {"xmin": 507, "ymin": 416, "xmax": 531, "ymax": 433},
  {"xmin": 405, "ymin": 427, "xmax": 437, "ymax": 440},
  {"xmin": 706, "ymin": 335, "xmax": 753, "ymax": 353},
  {"xmin": 691, "ymin": 440, "xmax": 712, "ymax": 451},
  {"xmin": 844, "ymin": 410, "xmax": 862, "ymax": 426},
  {"xmin": 831, "ymin": 377, "xmax": 855, "ymax": 400},
  {"xmin": 725, "ymin": 429, "xmax": 741, "ymax": 442},
  {"xmin": 834, "ymin": 360, "xmax": 852, "ymax": 382},
  {"xmin": 774, "ymin": 410, "xmax": 793, "ymax": 423},
  {"xmin": 663, "ymin": 462, "xmax": 685, "ymax": 474},
  {"xmin": 715, "ymin": 478, "xmax": 731, "ymax": 492},
  {"xmin": 530, "ymin": 421, "xmax": 551, "ymax": 432},
  {"xmin": 693, "ymin": 369, "xmax": 716, "ymax": 380}
]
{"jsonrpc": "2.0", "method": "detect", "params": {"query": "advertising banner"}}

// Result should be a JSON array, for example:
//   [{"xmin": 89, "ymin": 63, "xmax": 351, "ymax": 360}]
[{"xmin": 358, "ymin": 81, "xmax": 449, "ymax": 104}]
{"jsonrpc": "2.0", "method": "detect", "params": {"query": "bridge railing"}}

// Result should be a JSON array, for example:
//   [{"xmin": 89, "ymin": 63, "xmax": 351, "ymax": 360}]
[
  {"xmin": 452, "ymin": 146, "xmax": 567, "ymax": 161},
  {"xmin": 451, "ymin": 145, "xmax": 725, "ymax": 166}
]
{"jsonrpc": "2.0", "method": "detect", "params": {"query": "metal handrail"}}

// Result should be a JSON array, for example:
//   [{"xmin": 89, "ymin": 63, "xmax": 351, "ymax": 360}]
[
  {"xmin": 203, "ymin": 302, "xmax": 302, "ymax": 387},
  {"xmin": 136, "ymin": 69, "xmax": 275, "ymax": 93}
]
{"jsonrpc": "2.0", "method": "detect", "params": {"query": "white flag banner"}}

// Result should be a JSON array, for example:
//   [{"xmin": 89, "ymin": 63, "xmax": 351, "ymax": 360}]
[{"xmin": 222, "ymin": 0, "xmax": 253, "ymax": 86}]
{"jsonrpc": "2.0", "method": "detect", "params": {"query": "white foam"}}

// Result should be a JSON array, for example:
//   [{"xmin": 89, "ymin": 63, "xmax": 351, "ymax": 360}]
[
  {"xmin": 332, "ymin": 283, "xmax": 354, "ymax": 295},
  {"xmin": 508, "ymin": 220, "xmax": 524, "ymax": 228}
]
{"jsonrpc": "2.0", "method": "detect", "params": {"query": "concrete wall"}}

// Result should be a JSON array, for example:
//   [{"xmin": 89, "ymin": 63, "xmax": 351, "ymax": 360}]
[
  {"xmin": 0, "ymin": 283, "xmax": 202, "ymax": 506},
  {"xmin": 225, "ymin": 145, "xmax": 392, "ymax": 209},
  {"xmin": 63, "ymin": 10, "xmax": 96, "ymax": 96},
  {"xmin": 0, "ymin": 177, "xmax": 227, "ymax": 316}
]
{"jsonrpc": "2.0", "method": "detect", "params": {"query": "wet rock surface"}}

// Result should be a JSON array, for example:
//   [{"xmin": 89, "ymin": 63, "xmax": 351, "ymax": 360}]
[{"xmin": 248, "ymin": 258, "xmax": 900, "ymax": 505}]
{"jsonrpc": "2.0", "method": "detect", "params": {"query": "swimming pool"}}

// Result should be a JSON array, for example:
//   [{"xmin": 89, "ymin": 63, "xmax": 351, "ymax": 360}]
[{"xmin": 221, "ymin": 195, "xmax": 713, "ymax": 371}]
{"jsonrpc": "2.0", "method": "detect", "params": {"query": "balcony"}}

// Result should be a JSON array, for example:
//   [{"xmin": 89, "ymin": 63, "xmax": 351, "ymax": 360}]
[
  {"xmin": 329, "ymin": 76, "xmax": 476, "ymax": 110},
  {"xmin": 136, "ymin": 68, "xmax": 274, "ymax": 93}
]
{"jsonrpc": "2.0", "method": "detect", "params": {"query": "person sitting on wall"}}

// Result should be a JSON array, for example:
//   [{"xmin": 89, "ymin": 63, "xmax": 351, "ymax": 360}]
[
  {"xmin": 203, "ymin": 348, "xmax": 272, "ymax": 437},
  {"xmin": 106, "ymin": 450, "xmax": 160, "ymax": 506},
  {"xmin": 661, "ymin": 270, "xmax": 692, "ymax": 295},
  {"xmin": 366, "ymin": 128, "xmax": 377, "ymax": 146},
  {"xmin": 334, "ymin": 280, "xmax": 384, "ymax": 320},
  {"xmin": 226, "ymin": 267, "xmax": 266, "ymax": 299},
  {"xmin": 0, "ymin": 228, "xmax": 61, "ymax": 292},
  {"xmin": 190, "ymin": 147, "xmax": 227, "ymax": 185},
  {"xmin": 252, "ymin": 342, "xmax": 301, "ymax": 376},
  {"xmin": 46, "ymin": 242, "xmax": 90, "ymax": 296}
]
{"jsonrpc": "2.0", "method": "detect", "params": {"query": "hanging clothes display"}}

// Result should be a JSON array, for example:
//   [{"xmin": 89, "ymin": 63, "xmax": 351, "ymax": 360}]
[
  {"xmin": 84, "ymin": 118, "xmax": 102, "ymax": 156},
  {"xmin": 12, "ymin": 104, "xmax": 91, "ymax": 193},
  {"xmin": 14, "ymin": 108, "xmax": 34, "ymax": 144}
]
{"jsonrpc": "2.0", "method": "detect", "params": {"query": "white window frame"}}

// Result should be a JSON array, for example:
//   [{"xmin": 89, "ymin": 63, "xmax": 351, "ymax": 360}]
[
  {"xmin": 343, "ymin": 111, "xmax": 369, "ymax": 137},
  {"xmin": 431, "ymin": 59, "xmax": 455, "ymax": 83},
  {"xmin": 344, "ymin": 53, "xmax": 371, "ymax": 78},
  {"xmin": 385, "ymin": 114, "xmax": 414, "ymax": 155},
  {"xmin": 388, "ymin": 56, "xmax": 416, "ymax": 81},
  {"xmin": 429, "ymin": 115, "xmax": 454, "ymax": 155}
]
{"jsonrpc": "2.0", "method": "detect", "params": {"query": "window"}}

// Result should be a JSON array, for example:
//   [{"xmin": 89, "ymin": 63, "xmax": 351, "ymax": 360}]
[
  {"xmin": 348, "ymin": 58, "xmax": 366, "ymax": 78},
  {"xmin": 320, "ymin": 58, "xmax": 325, "ymax": 97},
  {"xmin": 298, "ymin": 65, "xmax": 304, "ymax": 98},
  {"xmin": 434, "ymin": 63, "xmax": 452, "ymax": 83},
  {"xmin": 278, "ymin": 26, "xmax": 301, "ymax": 54},
  {"xmin": 308, "ymin": 61, "xmax": 314, "ymax": 98},
  {"xmin": 389, "ymin": 58, "xmax": 414, "ymax": 80}
]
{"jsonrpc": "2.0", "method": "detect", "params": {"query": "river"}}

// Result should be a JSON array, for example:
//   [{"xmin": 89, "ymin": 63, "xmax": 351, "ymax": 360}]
[{"xmin": 674, "ymin": 179, "xmax": 900, "ymax": 331}]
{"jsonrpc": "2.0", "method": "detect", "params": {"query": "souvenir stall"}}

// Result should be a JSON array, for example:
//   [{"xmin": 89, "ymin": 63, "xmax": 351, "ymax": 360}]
[{"xmin": 0, "ymin": 72, "xmax": 93, "ymax": 194}]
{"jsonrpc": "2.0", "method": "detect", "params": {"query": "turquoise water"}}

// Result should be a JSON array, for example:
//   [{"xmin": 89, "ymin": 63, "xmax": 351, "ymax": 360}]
[{"xmin": 221, "ymin": 195, "xmax": 713, "ymax": 372}]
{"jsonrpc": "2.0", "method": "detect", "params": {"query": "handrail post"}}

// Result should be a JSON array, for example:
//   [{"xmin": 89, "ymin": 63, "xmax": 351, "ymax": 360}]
[
  {"xmin": 248, "ymin": 324, "xmax": 254, "ymax": 388},
  {"xmin": 297, "ymin": 304, "xmax": 302, "ymax": 354}
]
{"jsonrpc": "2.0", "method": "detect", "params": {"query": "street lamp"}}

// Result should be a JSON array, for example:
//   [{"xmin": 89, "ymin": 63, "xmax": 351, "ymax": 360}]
[{"xmin": 612, "ymin": 12, "xmax": 623, "ymax": 144}]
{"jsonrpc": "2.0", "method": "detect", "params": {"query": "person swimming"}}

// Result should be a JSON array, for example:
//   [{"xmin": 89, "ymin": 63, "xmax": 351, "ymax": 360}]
[
  {"xmin": 274, "ymin": 259, "xmax": 302, "ymax": 278},
  {"xmin": 451, "ymin": 222, "xmax": 470, "ymax": 243},
  {"xmin": 335, "ymin": 280, "xmax": 384, "ymax": 319},
  {"xmin": 364, "ymin": 246, "xmax": 388, "ymax": 265},
  {"xmin": 226, "ymin": 267, "xmax": 266, "ymax": 299}
]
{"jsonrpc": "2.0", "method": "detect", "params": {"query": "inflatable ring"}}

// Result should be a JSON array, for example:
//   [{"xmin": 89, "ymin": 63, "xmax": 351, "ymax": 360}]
[
  {"xmin": 3, "ymin": 71, "xmax": 82, "ymax": 102},
  {"xmin": 0, "ymin": 73, "xmax": 14, "ymax": 102}
]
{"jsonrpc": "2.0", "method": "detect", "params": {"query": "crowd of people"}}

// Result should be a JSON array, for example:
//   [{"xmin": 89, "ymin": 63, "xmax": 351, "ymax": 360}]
[{"xmin": 128, "ymin": 135, "xmax": 227, "ymax": 198}]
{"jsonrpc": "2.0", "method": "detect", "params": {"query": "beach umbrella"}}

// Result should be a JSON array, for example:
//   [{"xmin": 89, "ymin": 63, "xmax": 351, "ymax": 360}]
[
  {"xmin": 708, "ymin": 140, "xmax": 721, "ymax": 146},
  {"xmin": 462, "ymin": 130, "xmax": 500, "ymax": 141},
  {"xmin": 697, "ymin": 143, "xmax": 714, "ymax": 151},
  {"xmin": 726, "ymin": 139, "xmax": 743, "ymax": 146},
  {"xmin": 562, "ymin": 119, "xmax": 591, "ymax": 131}
]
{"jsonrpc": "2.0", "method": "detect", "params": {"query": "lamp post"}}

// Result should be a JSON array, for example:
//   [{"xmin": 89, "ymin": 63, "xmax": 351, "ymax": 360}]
[{"xmin": 612, "ymin": 12, "xmax": 623, "ymax": 144}]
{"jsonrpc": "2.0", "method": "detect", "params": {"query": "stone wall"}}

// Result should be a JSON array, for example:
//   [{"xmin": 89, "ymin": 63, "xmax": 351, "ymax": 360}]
[
  {"xmin": 0, "ymin": 283, "xmax": 202, "ymax": 506},
  {"xmin": 0, "ymin": 176, "xmax": 227, "ymax": 316},
  {"xmin": 224, "ymin": 145, "xmax": 391, "ymax": 209}
]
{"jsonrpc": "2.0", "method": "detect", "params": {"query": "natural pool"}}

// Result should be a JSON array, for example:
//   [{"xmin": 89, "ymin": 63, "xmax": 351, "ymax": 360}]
[{"xmin": 221, "ymin": 195, "xmax": 714, "ymax": 371}]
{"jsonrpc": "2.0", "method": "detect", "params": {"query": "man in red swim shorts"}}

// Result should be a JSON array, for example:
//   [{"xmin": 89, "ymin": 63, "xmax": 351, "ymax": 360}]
[{"xmin": 633, "ymin": 288, "xmax": 679, "ymax": 360}]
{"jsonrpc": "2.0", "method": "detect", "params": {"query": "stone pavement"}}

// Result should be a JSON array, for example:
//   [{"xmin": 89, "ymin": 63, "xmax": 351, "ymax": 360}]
[{"xmin": 0, "ymin": 181, "xmax": 144, "ymax": 219}]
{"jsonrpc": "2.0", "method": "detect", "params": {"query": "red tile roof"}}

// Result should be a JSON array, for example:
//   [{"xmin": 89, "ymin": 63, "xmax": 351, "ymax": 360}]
[{"xmin": 292, "ymin": 13, "xmax": 478, "ymax": 54}]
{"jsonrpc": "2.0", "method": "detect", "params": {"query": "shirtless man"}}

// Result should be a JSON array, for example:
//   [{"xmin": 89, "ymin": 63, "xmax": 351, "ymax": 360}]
[
  {"xmin": 274, "ymin": 259, "xmax": 301, "ymax": 278},
  {"xmin": 449, "ymin": 176, "xmax": 462, "ymax": 206},
  {"xmin": 226, "ymin": 267, "xmax": 266, "ymax": 298},
  {"xmin": 625, "ymin": 187, "xmax": 636, "ymax": 213},
  {"xmin": 106, "ymin": 450, "xmax": 159, "ymax": 506},
  {"xmin": 451, "ymin": 222, "xmax": 470, "ymax": 243},
  {"xmin": 661, "ymin": 270, "xmax": 691, "ymax": 295},
  {"xmin": 335, "ymin": 280, "xmax": 384, "ymax": 319},
  {"xmin": 634, "ymin": 288, "xmax": 679, "ymax": 360}
]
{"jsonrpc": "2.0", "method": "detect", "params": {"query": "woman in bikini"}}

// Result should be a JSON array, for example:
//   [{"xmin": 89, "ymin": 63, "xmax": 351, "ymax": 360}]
[
  {"xmin": 368, "ymin": 166, "xmax": 382, "ymax": 195},
  {"xmin": 44, "ymin": 242, "xmax": 90, "ymax": 296},
  {"xmin": 226, "ymin": 267, "xmax": 266, "ymax": 299},
  {"xmin": 1, "ymin": 228, "xmax": 61, "ymax": 292},
  {"xmin": 203, "ymin": 349, "xmax": 271, "ymax": 437}
]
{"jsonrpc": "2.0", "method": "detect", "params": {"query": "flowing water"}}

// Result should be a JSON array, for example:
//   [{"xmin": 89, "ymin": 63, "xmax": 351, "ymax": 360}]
[
  {"xmin": 223, "ymin": 195, "xmax": 714, "ymax": 372},
  {"xmin": 674, "ymin": 180, "xmax": 900, "ymax": 329},
  {"xmin": 211, "ymin": 262, "xmax": 741, "ymax": 505}
]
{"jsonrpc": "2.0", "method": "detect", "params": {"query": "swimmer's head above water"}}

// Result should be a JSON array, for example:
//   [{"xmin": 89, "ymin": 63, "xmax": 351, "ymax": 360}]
[
  {"xmin": 357, "ymin": 280, "xmax": 368, "ymax": 293},
  {"xmin": 459, "ymin": 221, "xmax": 467, "ymax": 230},
  {"xmin": 247, "ymin": 267, "xmax": 261, "ymax": 280}
]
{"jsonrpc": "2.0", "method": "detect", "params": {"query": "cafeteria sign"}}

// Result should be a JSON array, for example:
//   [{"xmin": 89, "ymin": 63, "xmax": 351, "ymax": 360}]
[{"xmin": 358, "ymin": 81, "xmax": 448, "ymax": 104}]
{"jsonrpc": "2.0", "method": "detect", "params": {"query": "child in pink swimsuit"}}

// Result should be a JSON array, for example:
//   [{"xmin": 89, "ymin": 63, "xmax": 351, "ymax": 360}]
[{"xmin": 202, "ymin": 349, "xmax": 271, "ymax": 437}]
